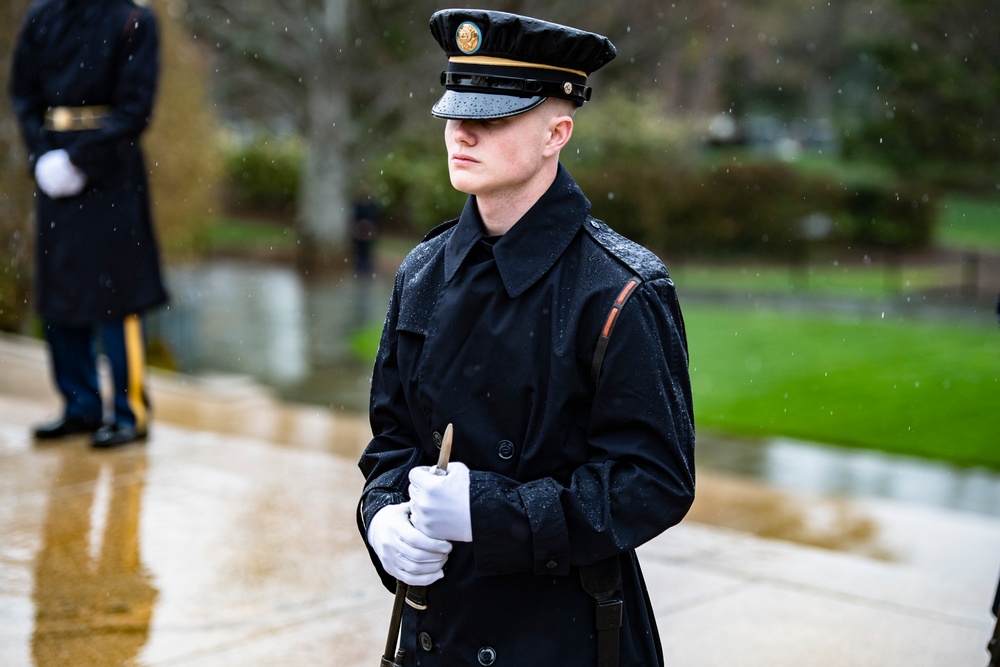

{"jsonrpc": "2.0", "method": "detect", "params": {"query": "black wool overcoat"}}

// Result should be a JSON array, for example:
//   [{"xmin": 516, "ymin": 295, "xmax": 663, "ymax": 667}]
[
  {"xmin": 10, "ymin": 0, "xmax": 168, "ymax": 325},
  {"xmin": 358, "ymin": 166, "xmax": 696, "ymax": 667}
]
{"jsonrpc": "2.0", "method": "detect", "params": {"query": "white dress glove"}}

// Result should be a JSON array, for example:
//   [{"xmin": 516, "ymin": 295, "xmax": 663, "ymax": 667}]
[
  {"xmin": 35, "ymin": 149, "xmax": 87, "ymax": 199},
  {"xmin": 408, "ymin": 461, "xmax": 473, "ymax": 543},
  {"xmin": 367, "ymin": 502, "xmax": 452, "ymax": 586}
]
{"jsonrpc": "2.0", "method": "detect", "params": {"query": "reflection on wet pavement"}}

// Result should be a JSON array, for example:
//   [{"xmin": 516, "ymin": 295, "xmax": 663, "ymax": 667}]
[
  {"xmin": 30, "ymin": 445, "xmax": 155, "ymax": 666},
  {"xmin": 0, "ymin": 336, "xmax": 384, "ymax": 666},
  {"xmin": 0, "ymin": 410, "xmax": 384, "ymax": 667}
]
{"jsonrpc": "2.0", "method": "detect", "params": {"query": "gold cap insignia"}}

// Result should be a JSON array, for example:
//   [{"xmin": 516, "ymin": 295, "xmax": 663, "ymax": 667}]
[
  {"xmin": 563, "ymin": 82, "xmax": 573, "ymax": 95},
  {"xmin": 456, "ymin": 22, "xmax": 482, "ymax": 55}
]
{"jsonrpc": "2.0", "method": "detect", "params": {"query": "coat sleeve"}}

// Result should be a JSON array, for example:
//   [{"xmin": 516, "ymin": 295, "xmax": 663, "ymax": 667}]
[
  {"xmin": 356, "ymin": 269, "xmax": 425, "ymax": 590},
  {"xmin": 9, "ymin": 5, "xmax": 49, "ymax": 170},
  {"xmin": 470, "ymin": 276, "xmax": 696, "ymax": 577},
  {"xmin": 65, "ymin": 5, "xmax": 160, "ymax": 183}
]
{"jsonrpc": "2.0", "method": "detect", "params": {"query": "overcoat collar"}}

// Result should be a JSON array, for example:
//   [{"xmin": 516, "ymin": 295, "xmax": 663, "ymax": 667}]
[{"xmin": 443, "ymin": 164, "xmax": 592, "ymax": 297}]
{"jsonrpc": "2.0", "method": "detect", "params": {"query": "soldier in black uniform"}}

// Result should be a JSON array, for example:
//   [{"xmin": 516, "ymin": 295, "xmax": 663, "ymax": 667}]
[
  {"xmin": 358, "ymin": 10, "xmax": 695, "ymax": 666},
  {"xmin": 10, "ymin": 0, "xmax": 168, "ymax": 448}
]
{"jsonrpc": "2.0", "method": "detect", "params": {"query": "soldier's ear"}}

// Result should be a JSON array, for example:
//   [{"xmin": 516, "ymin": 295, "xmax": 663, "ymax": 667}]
[{"xmin": 543, "ymin": 114, "xmax": 573, "ymax": 157}]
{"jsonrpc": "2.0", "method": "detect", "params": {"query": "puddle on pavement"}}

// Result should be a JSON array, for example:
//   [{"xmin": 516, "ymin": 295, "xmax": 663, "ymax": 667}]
[
  {"xmin": 697, "ymin": 433, "xmax": 1000, "ymax": 518},
  {"xmin": 152, "ymin": 260, "xmax": 390, "ymax": 414}
]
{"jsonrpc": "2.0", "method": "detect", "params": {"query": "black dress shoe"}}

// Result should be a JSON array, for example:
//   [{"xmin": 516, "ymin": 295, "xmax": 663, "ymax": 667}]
[
  {"xmin": 91, "ymin": 423, "xmax": 147, "ymax": 448},
  {"xmin": 33, "ymin": 416, "xmax": 104, "ymax": 440}
]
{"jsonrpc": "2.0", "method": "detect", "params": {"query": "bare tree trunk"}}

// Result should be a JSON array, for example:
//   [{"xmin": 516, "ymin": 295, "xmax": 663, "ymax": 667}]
[
  {"xmin": 297, "ymin": 0, "xmax": 351, "ymax": 271},
  {"xmin": 298, "ymin": 66, "xmax": 351, "ymax": 268}
]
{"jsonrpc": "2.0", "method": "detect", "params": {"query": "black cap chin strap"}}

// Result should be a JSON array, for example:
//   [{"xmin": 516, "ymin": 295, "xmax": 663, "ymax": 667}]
[{"xmin": 442, "ymin": 71, "xmax": 592, "ymax": 103}]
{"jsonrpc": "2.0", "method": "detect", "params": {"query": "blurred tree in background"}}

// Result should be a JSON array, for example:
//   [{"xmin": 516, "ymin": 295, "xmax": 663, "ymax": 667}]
[
  {"xmin": 184, "ymin": 0, "xmax": 881, "ymax": 233},
  {"xmin": 183, "ymin": 0, "xmax": 430, "ymax": 265},
  {"xmin": 3, "ymin": 0, "xmax": 997, "ymax": 308},
  {"xmin": 0, "ymin": 0, "xmax": 36, "ymax": 333},
  {"xmin": 853, "ymin": 0, "xmax": 1000, "ymax": 189},
  {"xmin": 145, "ymin": 0, "xmax": 224, "ymax": 258}
]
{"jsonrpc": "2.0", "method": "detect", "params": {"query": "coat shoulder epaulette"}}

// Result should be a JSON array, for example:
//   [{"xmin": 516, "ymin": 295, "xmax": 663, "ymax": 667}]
[
  {"xmin": 583, "ymin": 216, "xmax": 670, "ymax": 282},
  {"xmin": 24, "ymin": 0, "xmax": 57, "ymax": 25},
  {"xmin": 113, "ymin": 0, "xmax": 153, "ymax": 14},
  {"xmin": 395, "ymin": 217, "xmax": 457, "ymax": 278},
  {"xmin": 422, "ymin": 217, "xmax": 459, "ymax": 242}
]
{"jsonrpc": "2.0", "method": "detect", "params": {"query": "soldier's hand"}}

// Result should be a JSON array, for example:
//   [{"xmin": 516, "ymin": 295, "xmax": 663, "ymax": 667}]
[
  {"xmin": 368, "ymin": 502, "xmax": 452, "ymax": 586},
  {"xmin": 35, "ymin": 149, "xmax": 86, "ymax": 199},
  {"xmin": 408, "ymin": 462, "xmax": 473, "ymax": 543}
]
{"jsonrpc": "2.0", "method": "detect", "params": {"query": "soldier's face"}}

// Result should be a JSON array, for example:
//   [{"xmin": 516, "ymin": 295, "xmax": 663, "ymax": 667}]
[{"xmin": 444, "ymin": 104, "xmax": 564, "ymax": 200}]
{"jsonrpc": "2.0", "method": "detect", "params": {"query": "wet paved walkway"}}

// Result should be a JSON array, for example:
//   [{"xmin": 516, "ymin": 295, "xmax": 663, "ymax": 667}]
[{"xmin": 1, "ymin": 332, "xmax": 998, "ymax": 666}]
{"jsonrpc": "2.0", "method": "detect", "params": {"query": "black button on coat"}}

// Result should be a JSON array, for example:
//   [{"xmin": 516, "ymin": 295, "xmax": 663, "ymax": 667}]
[
  {"xmin": 358, "ymin": 166, "xmax": 695, "ymax": 666},
  {"xmin": 9, "ymin": 0, "xmax": 168, "ymax": 325}
]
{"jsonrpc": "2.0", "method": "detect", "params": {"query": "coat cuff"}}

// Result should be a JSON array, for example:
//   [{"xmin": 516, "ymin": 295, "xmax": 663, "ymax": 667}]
[
  {"xmin": 359, "ymin": 489, "xmax": 406, "ymax": 536},
  {"xmin": 518, "ymin": 477, "xmax": 570, "ymax": 575},
  {"xmin": 357, "ymin": 490, "xmax": 408, "ymax": 593}
]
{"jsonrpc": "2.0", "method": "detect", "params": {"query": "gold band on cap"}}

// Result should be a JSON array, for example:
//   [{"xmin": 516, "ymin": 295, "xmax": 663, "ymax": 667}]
[{"xmin": 449, "ymin": 56, "xmax": 587, "ymax": 78}]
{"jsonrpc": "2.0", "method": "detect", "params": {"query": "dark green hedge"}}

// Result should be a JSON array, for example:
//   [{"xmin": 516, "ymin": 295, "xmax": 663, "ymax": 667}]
[
  {"xmin": 222, "ymin": 109, "xmax": 937, "ymax": 256},
  {"xmin": 566, "ymin": 98, "xmax": 936, "ymax": 257},
  {"xmin": 366, "ymin": 129, "xmax": 469, "ymax": 234},
  {"xmin": 222, "ymin": 132, "xmax": 303, "ymax": 215},
  {"xmin": 576, "ymin": 160, "xmax": 937, "ymax": 257},
  {"xmin": 840, "ymin": 184, "xmax": 936, "ymax": 249}
]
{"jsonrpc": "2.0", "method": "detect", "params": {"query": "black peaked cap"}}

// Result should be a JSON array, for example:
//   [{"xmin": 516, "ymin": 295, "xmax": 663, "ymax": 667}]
[{"xmin": 429, "ymin": 9, "xmax": 617, "ymax": 120}]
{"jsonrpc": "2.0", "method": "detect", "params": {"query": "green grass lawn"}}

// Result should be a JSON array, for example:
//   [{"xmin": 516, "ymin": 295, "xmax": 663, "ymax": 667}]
[
  {"xmin": 937, "ymin": 194, "xmax": 1000, "ymax": 252},
  {"xmin": 211, "ymin": 191, "xmax": 1000, "ymax": 470},
  {"xmin": 685, "ymin": 303, "xmax": 1000, "ymax": 470},
  {"xmin": 348, "ymin": 302, "xmax": 1000, "ymax": 469},
  {"xmin": 671, "ymin": 262, "xmax": 959, "ymax": 298},
  {"xmin": 196, "ymin": 216, "xmax": 297, "ymax": 253}
]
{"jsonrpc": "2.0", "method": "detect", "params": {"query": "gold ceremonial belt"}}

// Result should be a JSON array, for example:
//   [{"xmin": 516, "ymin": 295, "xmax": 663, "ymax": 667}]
[{"xmin": 44, "ymin": 105, "xmax": 112, "ymax": 132}]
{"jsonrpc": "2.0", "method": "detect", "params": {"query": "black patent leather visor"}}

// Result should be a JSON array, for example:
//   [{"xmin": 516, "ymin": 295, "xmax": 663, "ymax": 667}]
[{"xmin": 431, "ymin": 89, "xmax": 547, "ymax": 120}]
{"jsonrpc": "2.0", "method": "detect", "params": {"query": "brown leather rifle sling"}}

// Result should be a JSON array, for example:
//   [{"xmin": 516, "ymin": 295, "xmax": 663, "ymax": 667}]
[{"xmin": 581, "ymin": 278, "xmax": 641, "ymax": 667}]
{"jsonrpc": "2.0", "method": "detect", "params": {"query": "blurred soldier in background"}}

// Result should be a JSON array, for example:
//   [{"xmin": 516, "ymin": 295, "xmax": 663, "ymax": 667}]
[
  {"xmin": 10, "ymin": 0, "xmax": 168, "ymax": 448},
  {"xmin": 352, "ymin": 190, "xmax": 379, "ymax": 277}
]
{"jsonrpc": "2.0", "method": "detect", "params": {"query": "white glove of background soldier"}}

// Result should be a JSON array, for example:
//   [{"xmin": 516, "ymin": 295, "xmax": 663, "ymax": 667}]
[
  {"xmin": 408, "ymin": 461, "xmax": 473, "ymax": 543},
  {"xmin": 367, "ymin": 501, "xmax": 452, "ymax": 586},
  {"xmin": 35, "ymin": 149, "xmax": 86, "ymax": 199}
]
